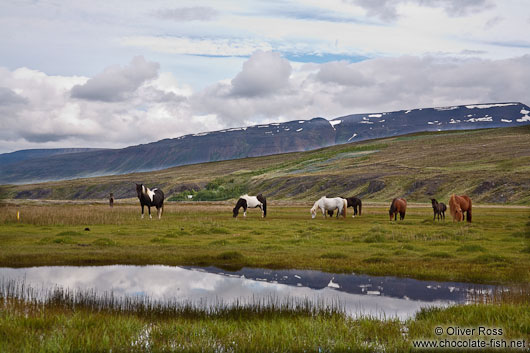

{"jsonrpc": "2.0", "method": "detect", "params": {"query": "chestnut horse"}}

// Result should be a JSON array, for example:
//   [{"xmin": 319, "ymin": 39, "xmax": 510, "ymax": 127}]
[
  {"xmin": 449, "ymin": 194, "xmax": 472, "ymax": 222},
  {"xmin": 389, "ymin": 198, "xmax": 407, "ymax": 221}
]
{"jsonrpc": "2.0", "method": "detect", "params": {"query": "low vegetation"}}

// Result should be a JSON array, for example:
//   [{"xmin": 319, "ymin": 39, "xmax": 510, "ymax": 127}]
[
  {"xmin": 0, "ymin": 279, "xmax": 527, "ymax": 352},
  {"xmin": 0, "ymin": 202, "xmax": 528, "ymax": 284}
]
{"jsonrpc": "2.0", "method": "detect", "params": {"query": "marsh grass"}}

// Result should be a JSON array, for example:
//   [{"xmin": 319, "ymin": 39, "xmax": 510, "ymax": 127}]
[
  {"xmin": 0, "ymin": 279, "xmax": 343, "ymax": 320},
  {"xmin": 1, "ymin": 278, "xmax": 527, "ymax": 352}
]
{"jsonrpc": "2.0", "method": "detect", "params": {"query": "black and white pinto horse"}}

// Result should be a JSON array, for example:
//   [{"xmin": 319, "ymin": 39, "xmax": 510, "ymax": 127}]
[
  {"xmin": 233, "ymin": 194, "xmax": 267, "ymax": 218},
  {"xmin": 136, "ymin": 184, "xmax": 165, "ymax": 219},
  {"xmin": 430, "ymin": 198, "xmax": 447, "ymax": 221}
]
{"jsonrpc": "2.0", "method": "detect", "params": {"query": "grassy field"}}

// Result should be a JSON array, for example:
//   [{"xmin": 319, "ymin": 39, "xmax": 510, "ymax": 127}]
[
  {"xmin": 0, "ymin": 202, "xmax": 528, "ymax": 284},
  {"xmin": 2, "ymin": 126, "xmax": 530, "ymax": 204},
  {"xmin": 0, "ymin": 279, "xmax": 528, "ymax": 352}
]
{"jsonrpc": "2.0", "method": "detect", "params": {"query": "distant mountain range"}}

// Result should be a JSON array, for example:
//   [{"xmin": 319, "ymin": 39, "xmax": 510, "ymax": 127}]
[
  {"xmin": 1, "ymin": 102, "xmax": 529, "ymax": 185},
  {"xmin": 0, "ymin": 148, "xmax": 102, "ymax": 167}
]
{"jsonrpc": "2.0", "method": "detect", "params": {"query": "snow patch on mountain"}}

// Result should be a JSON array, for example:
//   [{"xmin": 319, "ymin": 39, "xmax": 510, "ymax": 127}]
[{"xmin": 466, "ymin": 103, "xmax": 517, "ymax": 109}]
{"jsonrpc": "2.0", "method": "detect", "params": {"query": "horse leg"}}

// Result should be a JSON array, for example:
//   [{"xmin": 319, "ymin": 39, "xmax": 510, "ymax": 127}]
[
  {"xmin": 141, "ymin": 204, "xmax": 145, "ymax": 219},
  {"xmin": 243, "ymin": 205, "xmax": 248, "ymax": 217},
  {"xmin": 258, "ymin": 205, "xmax": 264, "ymax": 218},
  {"xmin": 400, "ymin": 212, "xmax": 405, "ymax": 220}
]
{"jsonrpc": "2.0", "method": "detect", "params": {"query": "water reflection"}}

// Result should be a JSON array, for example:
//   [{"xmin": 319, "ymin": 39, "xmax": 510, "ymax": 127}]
[{"xmin": 0, "ymin": 266, "xmax": 495, "ymax": 319}]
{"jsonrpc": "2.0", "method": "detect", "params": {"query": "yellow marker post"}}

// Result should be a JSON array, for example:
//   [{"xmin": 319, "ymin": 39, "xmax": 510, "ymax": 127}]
[{"xmin": 17, "ymin": 211, "xmax": 20, "ymax": 221}]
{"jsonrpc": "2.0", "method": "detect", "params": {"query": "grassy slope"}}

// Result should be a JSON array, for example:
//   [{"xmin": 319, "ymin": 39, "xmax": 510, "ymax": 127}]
[{"xmin": 1, "ymin": 126, "xmax": 530, "ymax": 204}]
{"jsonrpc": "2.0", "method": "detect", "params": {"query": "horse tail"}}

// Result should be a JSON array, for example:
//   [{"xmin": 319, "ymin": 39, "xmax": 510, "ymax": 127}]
[
  {"xmin": 358, "ymin": 199, "xmax": 362, "ymax": 216},
  {"xmin": 257, "ymin": 194, "xmax": 267, "ymax": 217},
  {"xmin": 342, "ymin": 199, "xmax": 347, "ymax": 218},
  {"xmin": 466, "ymin": 196, "xmax": 472, "ymax": 223}
]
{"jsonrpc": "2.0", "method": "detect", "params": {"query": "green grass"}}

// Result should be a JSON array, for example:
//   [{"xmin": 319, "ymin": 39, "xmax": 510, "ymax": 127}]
[
  {"xmin": 0, "ymin": 280, "xmax": 527, "ymax": 352},
  {"xmin": 0, "ymin": 202, "xmax": 528, "ymax": 284}
]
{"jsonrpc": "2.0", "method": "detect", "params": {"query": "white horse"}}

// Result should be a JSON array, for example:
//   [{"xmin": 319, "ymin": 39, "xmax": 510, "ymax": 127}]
[
  {"xmin": 310, "ymin": 196, "xmax": 347, "ymax": 219},
  {"xmin": 233, "ymin": 194, "xmax": 267, "ymax": 218}
]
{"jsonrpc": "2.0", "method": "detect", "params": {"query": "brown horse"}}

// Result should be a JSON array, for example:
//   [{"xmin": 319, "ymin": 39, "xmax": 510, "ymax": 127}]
[
  {"xmin": 389, "ymin": 198, "xmax": 407, "ymax": 221},
  {"xmin": 449, "ymin": 194, "xmax": 472, "ymax": 222}
]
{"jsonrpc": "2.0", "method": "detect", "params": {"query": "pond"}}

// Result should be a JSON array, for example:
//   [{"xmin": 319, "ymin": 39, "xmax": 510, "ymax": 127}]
[{"xmin": 0, "ymin": 265, "xmax": 496, "ymax": 319}]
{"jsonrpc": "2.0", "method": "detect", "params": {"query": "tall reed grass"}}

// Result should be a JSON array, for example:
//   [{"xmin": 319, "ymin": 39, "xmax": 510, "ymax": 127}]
[{"xmin": 0, "ymin": 278, "xmax": 344, "ymax": 320}]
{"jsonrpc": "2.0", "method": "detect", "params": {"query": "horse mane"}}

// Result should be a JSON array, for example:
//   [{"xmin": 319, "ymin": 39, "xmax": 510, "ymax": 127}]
[
  {"xmin": 389, "ymin": 198, "xmax": 398, "ymax": 214},
  {"xmin": 449, "ymin": 194, "xmax": 461, "ymax": 221}
]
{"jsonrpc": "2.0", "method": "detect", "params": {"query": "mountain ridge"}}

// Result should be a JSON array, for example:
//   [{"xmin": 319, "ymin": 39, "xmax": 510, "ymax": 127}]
[
  {"xmin": 1, "ymin": 125, "xmax": 528, "ymax": 204},
  {"xmin": 1, "ymin": 102, "xmax": 529, "ymax": 184}
]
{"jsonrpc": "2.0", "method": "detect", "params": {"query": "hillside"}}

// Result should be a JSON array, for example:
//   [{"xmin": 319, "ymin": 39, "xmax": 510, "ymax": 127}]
[
  {"xmin": 2, "ymin": 125, "xmax": 529, "ymax": 204},
  {"xmin": 1, "ymin": 102, "xmax": 529, "ymax": 184},
  {"xmin": 0, "ymin": 148, "xmax": 102, "ymax": 167}
]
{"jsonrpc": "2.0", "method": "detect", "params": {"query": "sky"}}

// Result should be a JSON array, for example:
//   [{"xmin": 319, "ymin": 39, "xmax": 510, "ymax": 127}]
[{"xmin": 1, "ymin": 0, "xmax": 529, "ymax": 153}]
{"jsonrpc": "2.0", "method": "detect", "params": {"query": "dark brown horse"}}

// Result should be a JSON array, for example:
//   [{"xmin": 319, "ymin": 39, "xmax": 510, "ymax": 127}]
[
  {"xmin": 430, "ymin": 198, "xmax": 446, "ymax": 221},
  {"xmin": 389, "ymin": 198, "xmax": 407, "ymax": 221},
  {"xmin": 449, "ymin": 194, "xmax": 472, "ymax": 222},
  {"xmin": 345, "ymin": 197, "xmax": 362, "ymax": 217}
]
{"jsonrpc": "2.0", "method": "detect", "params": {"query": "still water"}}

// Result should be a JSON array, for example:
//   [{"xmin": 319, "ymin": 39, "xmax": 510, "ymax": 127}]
[{"xmin": 0, "ymin": 265, "xmax": 495, "ymax": 319}]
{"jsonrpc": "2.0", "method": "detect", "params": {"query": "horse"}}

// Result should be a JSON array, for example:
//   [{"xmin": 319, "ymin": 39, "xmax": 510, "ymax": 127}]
[
  {"xmin": 233, "ymin": 194, "xmax": 267, "ymax": 218},
  {"xmin": 345, "ymin": 197, "xmax": 362, "ymax": 217},
  {"xmin": 430, "ymin": 198, "xmax": 447, "ymax": 221},
  {"xmin": 310, "ymin": 196, "xmax": 347, "ymax": 219},
  {"xmin": 136, "ymin": 183, "xmax": 165, "ymax": 219},
  {"xmin": 449, "ymin": 194, "xmax": 472, "ymax": 222},
  {"xmin": 389, "ymin": 198, "xmax": 407, "ymax": 221}
]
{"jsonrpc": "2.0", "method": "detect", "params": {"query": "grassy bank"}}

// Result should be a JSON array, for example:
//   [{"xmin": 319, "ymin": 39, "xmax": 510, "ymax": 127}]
[
  {"xmin": 0, "ymin": 280, "xmax": 528, "ymax": 352},
  {"xmin": 0, "ymin": 202, "xmax": 528, "ymax": 284}
]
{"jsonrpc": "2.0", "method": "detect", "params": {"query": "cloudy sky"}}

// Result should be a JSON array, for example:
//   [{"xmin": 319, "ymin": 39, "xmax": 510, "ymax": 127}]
[{"xmin": 1, "ymin": 0, "xmax": 529, "ymax": 153}]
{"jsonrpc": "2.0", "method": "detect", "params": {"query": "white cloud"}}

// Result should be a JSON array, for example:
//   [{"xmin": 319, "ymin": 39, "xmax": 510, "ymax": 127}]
[
  {"xmin": 120, "ymin": 36, "xmax": 273, "ymax": 57},
  {"xmin": 153, "ymin": 7, "xmax": 219, "ymax": 21},
  {"xmin": 230, "ymin": 51, "xmax": 292, "ymax": 97},
  {"xmin": 2, "ymin": 53, "xmax": 530, "ymax": 153},
  {"xmin": 191, "ymin": 53, "xmax": 530, "ymax": 127},
  {"xmin": 71, "ymin": 56, "xmax": 159, "ymax": 102},
  {"xmin": 349, "ymin": 0, "xmax": 493, "ymax": 21}
]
